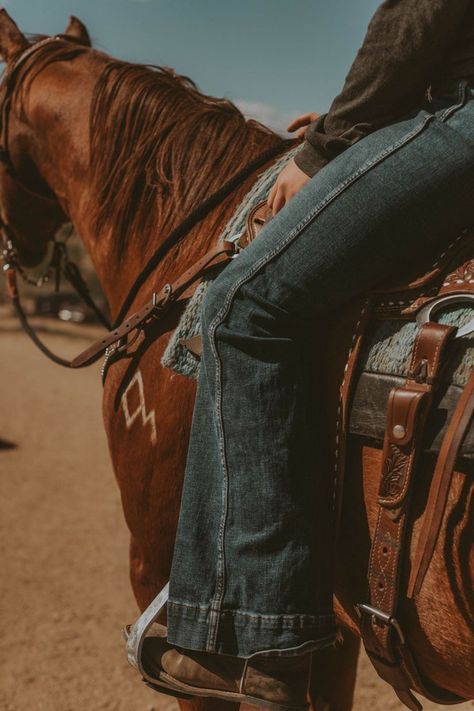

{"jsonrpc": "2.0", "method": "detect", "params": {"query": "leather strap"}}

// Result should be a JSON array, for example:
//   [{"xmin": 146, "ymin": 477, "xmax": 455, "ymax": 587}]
[
  {"xmin": 359, "ymin": 322, "xmax": 463, "ymax": 710},
  {"xmin": 238, "ymin": 200, "xmax": 274, "ymax": 247},
  {"xmin": 71, "ymin": 240, "xmax": 238, "ymax": 367},
  {"xmin": 62, "ymin": 257, "xmax": 111, "ymax": 329},
  {"xmin": 111, "ymin": 144, "xmax": 290, "ymax": 328},
  {"xmin": 179, "ymin": 200, "xmax": 274, "ymax": 358},
  {"xmin": 407, "ymin": 365, "xmax": 474, "ymax": 598},
  {"xmin": 335, "ymin": 297, "xmax": 374, "ymax": 531},
  {"xmin": 6, "ymin": 265, "xmax": 104, "ymax": 368}
]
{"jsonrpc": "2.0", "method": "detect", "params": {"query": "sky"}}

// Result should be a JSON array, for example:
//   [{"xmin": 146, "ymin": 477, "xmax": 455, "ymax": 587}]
[{"xmin": 3, "ymin": 0, "xmax": 380, "ymax": 133}]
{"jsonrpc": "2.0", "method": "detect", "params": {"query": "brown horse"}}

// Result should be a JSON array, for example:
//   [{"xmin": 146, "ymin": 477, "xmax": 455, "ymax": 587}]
[{"xmin": 0, "ymin": 10, "xmax": 471, "ymax": 711}]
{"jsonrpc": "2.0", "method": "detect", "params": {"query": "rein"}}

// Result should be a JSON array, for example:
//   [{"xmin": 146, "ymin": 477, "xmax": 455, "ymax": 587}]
[
  {"xmin": 111, "ymin": 141, "xmax": 291, "ymax": 328},
  {"xmin": 0, "ymin": 35, "xmax": 293, "ymax": 370},
  {"xmin": 0, "ymin": 36, "xmax": 113, "ymax": 366}
]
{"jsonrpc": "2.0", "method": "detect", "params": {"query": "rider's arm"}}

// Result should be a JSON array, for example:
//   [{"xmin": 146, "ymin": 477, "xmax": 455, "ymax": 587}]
[{"xmin": 295, "ymin": 0, "xmax": 472, "ymax": 177}]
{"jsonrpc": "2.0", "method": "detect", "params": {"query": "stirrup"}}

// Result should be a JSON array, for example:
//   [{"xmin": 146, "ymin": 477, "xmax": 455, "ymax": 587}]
[{"xmin": 123, "ymin": 581, "xmax": 169, "ymax": 677}]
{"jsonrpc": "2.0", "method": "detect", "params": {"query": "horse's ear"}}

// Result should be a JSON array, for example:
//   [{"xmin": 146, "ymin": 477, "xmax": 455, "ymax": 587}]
[
  {"xmin": 64, "ymin": 16, "xmax": 91, "ymax": 47},
  {"xmin": 0, "ymin": 9, "xmax": 28, "ymax": 65}
]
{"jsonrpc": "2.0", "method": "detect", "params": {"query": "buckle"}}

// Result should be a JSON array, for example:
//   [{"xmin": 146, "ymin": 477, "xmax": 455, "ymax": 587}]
[
  {"xmin": 226, "ymin": 231, "xmax": 244, "ymax": 258},
  {"xmin": 2, "ymin": 238, "xmax": 18, "ymax": 271},
  {"xmin": 152, "ymin": 283, "xmax": 173, "ymax": 309},
  {"xmin": 355, "ymin": 603, "xmax": 405, "ymax": 644}
]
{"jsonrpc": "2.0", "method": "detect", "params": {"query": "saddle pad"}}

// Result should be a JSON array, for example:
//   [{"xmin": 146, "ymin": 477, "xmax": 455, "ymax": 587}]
[{"xmin": 350, "ymin": 305, "xmax": 474, "ymax": 457}]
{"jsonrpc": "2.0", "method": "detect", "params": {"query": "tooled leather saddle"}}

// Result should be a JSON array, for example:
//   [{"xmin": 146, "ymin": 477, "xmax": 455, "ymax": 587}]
[{"xmin": 182, "ymin": 201, "xmax": 474, "ymax": 711}]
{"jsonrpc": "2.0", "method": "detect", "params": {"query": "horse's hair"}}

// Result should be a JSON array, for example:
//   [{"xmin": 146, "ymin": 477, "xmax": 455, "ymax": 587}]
[
  {"xmin": 88, "ymin": 61, "xmax": 282, "ymax": 260},
  {"xmin": 11, "ymin": 41, "xmax": 88, "ymax": 121},
  {"xmin": 9, "ymin": 39, "xmax": 286, "ymax": 260}
]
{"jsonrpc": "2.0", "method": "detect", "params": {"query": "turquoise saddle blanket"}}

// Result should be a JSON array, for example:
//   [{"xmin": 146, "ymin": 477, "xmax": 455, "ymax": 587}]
[{"xmin": 361, "ymin": 306, "xmax": 473, "ymax": 390}]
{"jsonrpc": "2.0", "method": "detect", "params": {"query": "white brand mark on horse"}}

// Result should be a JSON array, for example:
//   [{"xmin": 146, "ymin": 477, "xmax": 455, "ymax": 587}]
[{"xmin": 121, "ymin": 370, "xmax": 157, "ymax": 445}]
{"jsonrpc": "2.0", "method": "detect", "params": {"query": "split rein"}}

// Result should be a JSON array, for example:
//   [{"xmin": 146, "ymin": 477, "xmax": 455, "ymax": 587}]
[{"xmin": 0, "ymin": 35, "xmax": 292, "ymax": 373}]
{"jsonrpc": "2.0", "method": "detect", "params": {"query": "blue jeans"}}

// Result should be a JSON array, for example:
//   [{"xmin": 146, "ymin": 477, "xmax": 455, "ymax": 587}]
[{"xmin": 166, "ymin": 79, "xmax": 474, "ymax": 657}]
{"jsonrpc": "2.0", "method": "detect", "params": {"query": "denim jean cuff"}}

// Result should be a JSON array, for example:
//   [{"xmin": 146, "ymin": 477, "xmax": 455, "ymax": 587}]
[{"xmin": 166, "ymin": 598, "xmax": 337, "ymax": 658}]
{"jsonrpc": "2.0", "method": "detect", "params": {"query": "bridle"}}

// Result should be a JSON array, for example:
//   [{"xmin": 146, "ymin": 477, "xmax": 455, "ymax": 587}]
[
  {"xmin": 0, "ymin": 35, "xmax": 115, "ymax": 366},
  {"xmin": 0, "ymin": 33, "xmax": 293, "ymax": 371}
]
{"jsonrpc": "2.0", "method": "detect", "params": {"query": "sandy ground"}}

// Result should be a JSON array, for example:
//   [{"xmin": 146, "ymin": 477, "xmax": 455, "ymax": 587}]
[{"xmin": 1, "ymin": 321, "xmax": 472, "ymax": 711}]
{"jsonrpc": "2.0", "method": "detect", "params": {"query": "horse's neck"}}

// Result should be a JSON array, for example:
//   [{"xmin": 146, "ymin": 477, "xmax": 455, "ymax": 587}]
[
  {"xmin": 68, "ymin": 156, "xmax": 268, "ymax": 318},
  {"xmin": 26, "ymin": 56, "xmax": 277, "ymax": 316},
  {"xmin": 20, "ymin": 54, "xmax": 120, "ymax": 293}
]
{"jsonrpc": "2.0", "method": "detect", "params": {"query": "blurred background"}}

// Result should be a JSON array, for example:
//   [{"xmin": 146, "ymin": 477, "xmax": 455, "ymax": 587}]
[
  {"xmin": 3, "ymin": 0, "xmax": 381, "ymax": 132},
  {"xmin": 2, "ymin": 2, "xmax": 472, "ymax": 711}
]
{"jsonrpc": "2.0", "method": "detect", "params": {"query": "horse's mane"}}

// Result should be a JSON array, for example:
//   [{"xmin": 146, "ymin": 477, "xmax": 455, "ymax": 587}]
[
  {"xmin": 9, "ymin": 40, "xmax": 291, "ymax": 260},
  {"xmin": 88, "ymin": 61, "xmax": 285, "ymax": 260}
]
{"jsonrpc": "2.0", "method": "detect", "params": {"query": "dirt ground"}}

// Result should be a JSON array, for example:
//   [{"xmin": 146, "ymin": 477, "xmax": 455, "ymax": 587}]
[{"xmin": 1, "ymin": 320, "xmax": 472, "ymax": 711}]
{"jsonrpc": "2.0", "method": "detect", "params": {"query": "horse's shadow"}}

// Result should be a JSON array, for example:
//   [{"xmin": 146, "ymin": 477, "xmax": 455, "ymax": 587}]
[{"xmin": 0, "ymin": 437, "xmax": 17, "ymax": 450}]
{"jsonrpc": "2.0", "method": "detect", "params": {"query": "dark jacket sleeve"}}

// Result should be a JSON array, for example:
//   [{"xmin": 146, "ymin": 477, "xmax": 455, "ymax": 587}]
[{"xmin": 294, "ymin": 0, "xmax": 472, "ymax": 177}]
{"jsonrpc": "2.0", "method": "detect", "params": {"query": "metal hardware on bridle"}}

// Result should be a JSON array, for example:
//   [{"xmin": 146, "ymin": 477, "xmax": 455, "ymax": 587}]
[
  {"xmin": 2, "ymin": 225, "xmax": 66, "ymax": 288},
  {"xmin": 108, "ymin": 289, "xmax": 173, "ymax": 356},
  {"xmin": 1, "ymin": 202, "xmax": 111, "ymax": 310},
  {"xmin": 0, "ymin": 34, "xmax": 112, "ymax": 341},
  {"xmin": 0, "ymin": 33, "xmax": 293, "ymax": 371},
  {"xmin": 99, "ymin": 285, "xmax": 174, "ymax": 379},
  {"xmin": 154, "ymin": 283, "xmax": 172, "ymax": 308},
  {"xmin": 2, "ymin": 231, "xmax": 17, "ymax": 271}
]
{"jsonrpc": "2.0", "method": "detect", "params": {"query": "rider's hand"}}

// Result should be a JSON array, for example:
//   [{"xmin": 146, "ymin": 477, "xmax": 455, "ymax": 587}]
[
  {"xmin": 267, "ymin": 159, "xmax": 311, "ymax": 215},
  {"xmin": 286, "ymin": 111, "xmax": 320, "ymax": 137},
  {"xmin": 266, "ymin": 112, "xmax": 319, "ymax": 215}
]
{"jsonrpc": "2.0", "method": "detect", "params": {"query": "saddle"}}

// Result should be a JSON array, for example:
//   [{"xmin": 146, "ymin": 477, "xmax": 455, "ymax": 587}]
[
  {"xmin": 120, "ymin": 201, "xmax": 473, "ymax": 708},
  {"xmin": 336, "ymin": 227, "xmax": 473, "ymax": 711},
  {"xmin": 183, "ymin": 201, "xmax": 474, "ymax": 711}
]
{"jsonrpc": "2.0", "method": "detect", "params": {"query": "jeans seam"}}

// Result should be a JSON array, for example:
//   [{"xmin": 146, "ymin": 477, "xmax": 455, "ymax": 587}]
[
  {"xmin": 204, "ymin": 109, "xmax": 436, "ymax": 651},
  {"xmin": 168, "ymin": 599, "xmax": 210, "ymax": 610},
  {"xmin": 169, "ymin": 598, "xmax": 335, "ymax": 622},
  {"xmin": 435, "ymin": 81, "xmax": 474, "ymax": 148},
  {"xmin": 253, "ymin": 634, "xmax": 337, "ymax": 658},
  {"xmin": 436, "ymin": 80, "xmax": 468, "ymax": 122}
]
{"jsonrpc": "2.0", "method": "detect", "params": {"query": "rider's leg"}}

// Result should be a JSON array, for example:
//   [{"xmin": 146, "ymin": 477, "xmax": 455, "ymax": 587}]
[{"xmin": 143, "ymin": 80, "xmax": 474, "ymax": 710}]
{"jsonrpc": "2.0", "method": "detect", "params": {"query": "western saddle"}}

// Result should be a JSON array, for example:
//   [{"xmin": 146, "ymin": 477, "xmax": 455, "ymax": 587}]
[{"xmin": 181, "ymin": 202, "xmax": 474, "ymax": 711}]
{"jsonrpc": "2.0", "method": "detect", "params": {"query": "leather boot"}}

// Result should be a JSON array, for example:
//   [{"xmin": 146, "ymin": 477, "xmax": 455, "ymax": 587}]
[{"xmin": 140, "ymin": 624, "xmax": 312, "ymax": 711}]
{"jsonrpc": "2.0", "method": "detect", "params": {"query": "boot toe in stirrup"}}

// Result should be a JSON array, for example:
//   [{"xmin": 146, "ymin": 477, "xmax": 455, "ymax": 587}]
[{"xmin": 139, "ymin": 629, "xmax": 311, "ymax": 711}]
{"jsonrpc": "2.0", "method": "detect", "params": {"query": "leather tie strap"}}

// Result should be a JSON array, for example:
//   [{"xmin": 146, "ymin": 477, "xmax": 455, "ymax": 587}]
[
  {"xmin": 335, "ymin": 297, "xmax": 374, "ymax": 532},
  {"xmin": 359, "ymin": 322, "xmax": 462, "ymax": 711},
  {"xmin": 71, "ymin": 240, "xmax": 238, "ymax": 368},
  {"xmin": 407, "ymin": 364, "xmax": 474, "ymax": 598}
]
